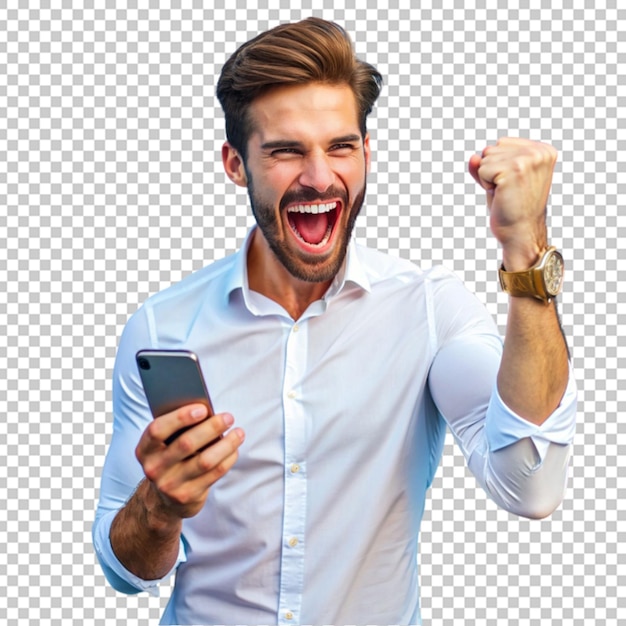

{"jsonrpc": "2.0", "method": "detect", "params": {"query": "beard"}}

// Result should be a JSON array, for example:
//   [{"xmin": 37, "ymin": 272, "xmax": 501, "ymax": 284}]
[{"xmin": 246, "ymin": 173, "xmax": 367, "ymax": 284}]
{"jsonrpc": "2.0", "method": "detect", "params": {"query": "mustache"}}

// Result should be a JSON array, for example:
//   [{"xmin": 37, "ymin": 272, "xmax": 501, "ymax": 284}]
[{"xmin": 279, "ymin": 186, "xmax": 348, "ymax": 210}]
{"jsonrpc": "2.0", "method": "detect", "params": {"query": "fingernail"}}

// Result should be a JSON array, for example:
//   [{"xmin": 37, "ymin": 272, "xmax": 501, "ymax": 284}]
[
  {"xmin": 223, "ymin": 413, "xmax": 234, "ymax": 427},
  {"xmin": 191, "ymin": 407, "xmax": 207, "ymax": 419}
]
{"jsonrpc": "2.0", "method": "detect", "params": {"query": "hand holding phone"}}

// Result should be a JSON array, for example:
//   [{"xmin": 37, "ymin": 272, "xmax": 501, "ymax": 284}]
[{"xmin": 132, "ymin": 349, "xmax": 245, "ymax": 521}]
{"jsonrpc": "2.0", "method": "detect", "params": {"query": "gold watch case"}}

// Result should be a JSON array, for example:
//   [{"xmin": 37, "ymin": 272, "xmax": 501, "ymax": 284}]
[{"xmin": 498, "ymin": 246, "xmax": 564, "ymax": 302}]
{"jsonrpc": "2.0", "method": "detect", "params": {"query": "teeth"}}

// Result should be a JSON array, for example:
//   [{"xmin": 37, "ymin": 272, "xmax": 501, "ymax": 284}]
[{"xmin": 287, "ymin": 202, "xmax": 336, "ymax": 214}]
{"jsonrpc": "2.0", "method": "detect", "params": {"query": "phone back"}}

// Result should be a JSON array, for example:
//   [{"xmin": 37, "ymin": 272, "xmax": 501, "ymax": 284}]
[{"xmin": 136, "ymin": 350, "xmax": 213, "ymax": 418}]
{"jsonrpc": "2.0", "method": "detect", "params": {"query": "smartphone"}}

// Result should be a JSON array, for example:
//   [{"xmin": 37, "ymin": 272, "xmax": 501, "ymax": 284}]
[{"xmin": 136, "ymin": 349, "xmax": 216, "ymax": 446}]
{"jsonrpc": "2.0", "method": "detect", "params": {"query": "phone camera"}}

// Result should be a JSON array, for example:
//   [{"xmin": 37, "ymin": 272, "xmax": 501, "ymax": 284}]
[{"xmin": 138, "ymin": 357, "xmax": 151, "ymax": 370}]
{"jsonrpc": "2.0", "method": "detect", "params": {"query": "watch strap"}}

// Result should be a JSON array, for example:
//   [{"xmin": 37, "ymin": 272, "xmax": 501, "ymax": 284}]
[
  {"xmin": 498, "ymin": 265, "xmax": 546, "ymax": 299},
  {"xmin": 498, "ymin": 246, "xmax": 560, "ymax": 301}
]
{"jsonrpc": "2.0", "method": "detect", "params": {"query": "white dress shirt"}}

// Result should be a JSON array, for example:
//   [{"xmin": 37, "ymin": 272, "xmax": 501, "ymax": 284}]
[{"xmin": 93, "ymin": 229, "xmax": 577, "ymax": 625}]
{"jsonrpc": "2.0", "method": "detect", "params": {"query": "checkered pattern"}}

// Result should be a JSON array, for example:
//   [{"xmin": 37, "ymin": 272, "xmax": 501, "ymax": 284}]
[{"xmin": 1, "ymin": 3, "xmax": 623, "ymax": 625}]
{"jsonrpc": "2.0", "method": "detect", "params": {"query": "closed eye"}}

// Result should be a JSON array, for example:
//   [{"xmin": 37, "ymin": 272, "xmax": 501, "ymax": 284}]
[
  {"xmin": 329, "ymin": 143, "xmax": 358, "ymax": 154},
  {"xmin": 272, "ymin": 148, "xmax": 301, "ymax": 155}
]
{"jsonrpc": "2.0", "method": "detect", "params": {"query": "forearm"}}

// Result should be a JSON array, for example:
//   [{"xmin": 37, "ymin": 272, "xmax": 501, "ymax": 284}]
[
  {"xmin": 469, "ymin": 138, "xmax": 570, "ymax": 425},
  {"xmin": 498, "ymin": 294, "xmax": 569, "ymax": 426},
  {"xmin": 110, "ymin": 479, "xmax": 183, "ymax": 581}
]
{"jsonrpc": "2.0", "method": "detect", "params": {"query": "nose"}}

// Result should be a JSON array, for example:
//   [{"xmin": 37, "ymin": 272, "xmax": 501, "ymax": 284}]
[{"xmin": 298, "ymin": 152, "xmax": 334, "ymax": 193}]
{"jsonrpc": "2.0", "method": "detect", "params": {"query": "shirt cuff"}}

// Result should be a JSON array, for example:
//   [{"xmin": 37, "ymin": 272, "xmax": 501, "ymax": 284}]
[
  {"xmin": 93, "ymin": 509, "xmax": 187, "ymax": 596},
  {"xmin": 486, "ymin": 363, "xmax": 577, "ymax": 462}
]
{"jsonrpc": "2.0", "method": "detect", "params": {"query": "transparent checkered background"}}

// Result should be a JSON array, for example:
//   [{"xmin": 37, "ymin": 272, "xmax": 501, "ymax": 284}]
[{"xmin": 1, "ymin": 2, "xmax": 624, "ymax": 625}]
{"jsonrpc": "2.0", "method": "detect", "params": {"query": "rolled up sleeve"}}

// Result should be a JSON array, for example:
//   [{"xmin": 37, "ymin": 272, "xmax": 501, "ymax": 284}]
[
  {"xmin": 485, "ymin": 364, "xmax": 577, "ymax": 463},
  {"xmin": 427, "ymin": 286, "xmax": 578, "ymax": 519},
  {"xmin": 92, "ymin": 509, "xmax": 186, "ymax": 596}
]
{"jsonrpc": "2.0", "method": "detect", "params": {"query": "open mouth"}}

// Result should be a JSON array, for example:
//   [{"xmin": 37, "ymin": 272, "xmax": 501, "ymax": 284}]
[{"xmin": 286, "ymin": 202, "xmax": 340, "ymax": 250}]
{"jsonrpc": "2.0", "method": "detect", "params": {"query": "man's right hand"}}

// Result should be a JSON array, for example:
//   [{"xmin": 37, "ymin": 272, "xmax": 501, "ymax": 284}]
[
  {"xmin": 136, "ymin": 403, "xmax": 246, "ymax": 521},
  {"xmin": 109, "ymin": 405, "xmax": 245, "ymax": 581}
]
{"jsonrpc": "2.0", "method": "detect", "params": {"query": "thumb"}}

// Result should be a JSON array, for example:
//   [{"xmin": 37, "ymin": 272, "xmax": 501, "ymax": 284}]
[
  {"xmin": 468, "ymin": 153, "xmax": 496, "ymax": 194},
  {"xmin": 468, "ymin": 153, "xmax": 481, "ymax": 185}
]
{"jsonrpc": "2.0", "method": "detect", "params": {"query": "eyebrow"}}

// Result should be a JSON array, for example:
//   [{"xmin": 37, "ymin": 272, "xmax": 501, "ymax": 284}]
[{"xmin": 260, "ymin": 134, "xmax": 362, "ymax": 151}]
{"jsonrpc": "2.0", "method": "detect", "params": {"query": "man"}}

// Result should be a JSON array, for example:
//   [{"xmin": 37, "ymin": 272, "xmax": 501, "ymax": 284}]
[{"xmin": 93, "ymin": 17, "xmax": 576, "ymax": 625}]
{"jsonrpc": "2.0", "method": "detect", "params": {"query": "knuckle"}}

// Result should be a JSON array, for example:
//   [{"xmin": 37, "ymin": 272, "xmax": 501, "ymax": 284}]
[
  {"xmin": 142, "ymin": 459, "xmax": 161, "ymax": 482},
  {"xmin": 176, "ymin": 432, "xmax": 196, "ymax": 456},
  {"xmin": 212, "ymin": 461, "xmax": 229, "ymax": 479},
  {"xmin": 174, "ymin": 405, "xmax": 191, "ymax": 425},
  {"xmin": 228, "ymin": 432, "xmax": 243, "ymax": 451},
  {"xmin": 170, "ymin": 489, "xmax": 192, "ymax": 507},
  {"xmin": 197, "ymin": 453, "xmax": 214, "ymax": 473},
  {"xmin": 146, "ymin": 420, "xmax": 162, "ymax": 441},
  {"xmin": 511, "ymin": 156, "xmax": 528, "ymax": 173},
  {"xmin": 155, "ymin": 476, "xmax": 179, "ymax": 500}
]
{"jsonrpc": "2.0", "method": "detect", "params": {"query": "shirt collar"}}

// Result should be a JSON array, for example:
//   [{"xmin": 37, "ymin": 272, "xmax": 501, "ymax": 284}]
[
  {"xmin": 223, "ymin": 227, "xmax": 255, "ymax": 300},
  {"xmin": 225, "ymin": 227, "xmax": 372, "ymax": 310},
  {"xmin": 325, "ymin": 234, "xmax": 372, "ymax": 298}
]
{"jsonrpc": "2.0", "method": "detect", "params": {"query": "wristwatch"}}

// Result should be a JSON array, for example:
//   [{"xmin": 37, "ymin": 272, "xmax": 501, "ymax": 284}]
[{"xmin": 498, "ymin": 246, "xmax": 564, "ymax": 302}]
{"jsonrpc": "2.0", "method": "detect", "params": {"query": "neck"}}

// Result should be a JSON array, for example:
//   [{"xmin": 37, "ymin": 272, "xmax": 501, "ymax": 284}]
[{"xmin": 246, "ymin": 229, "xmax": 332, "ymax": 320}]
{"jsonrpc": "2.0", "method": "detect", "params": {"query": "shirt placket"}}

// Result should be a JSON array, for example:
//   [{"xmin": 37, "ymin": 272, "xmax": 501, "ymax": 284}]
[{"xmin": 277, "ymin": 319, "xmax": 308, "ymax": 624}]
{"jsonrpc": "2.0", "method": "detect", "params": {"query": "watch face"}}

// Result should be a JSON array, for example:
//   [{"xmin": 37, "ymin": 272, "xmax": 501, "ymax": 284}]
[{"xmin": 544, "ymin": 250, "xmax": 565, "ymax": 296}]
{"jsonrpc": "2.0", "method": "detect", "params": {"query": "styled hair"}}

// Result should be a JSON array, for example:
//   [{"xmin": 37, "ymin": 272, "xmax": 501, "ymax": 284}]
[{"xmin": 216, "ymin": 17, "xmax": 383, "ymax": 161}]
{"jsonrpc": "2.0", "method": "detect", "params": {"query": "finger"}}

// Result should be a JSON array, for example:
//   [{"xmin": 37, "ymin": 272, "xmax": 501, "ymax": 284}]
[
  {"xmin": 157, "ymin": 403, "xmax": 210, "ymax": 444},
  {"xmin": 193, "ymin": 428, "xmax": 245, "ymax": 486},
  {"xmin": 476, "ymin": 157, "xmax": 506, "ymax": 189},
  {"xmin": 163, "ymin": 448, "xmax": 242, "ymax": 512},
  {"xmin": 153, "ymin": 428, "xmax": 245, "ymax": 505},
  {"xmin": 136, "ymin": 403, "xmax": 209, "ymax": 460},
  {"xmin": 478, "ymin": 143, "xmax": 557, "ymax": 188},
  {"xmin": 468, "ymin": 153, "xmax": 496, "ymax": 192},
  {"xmin": 495, "ymin": 136, "xmax": 535, "ymax": 148},
  {"xmin": 468, "ymin": 153, "xmax": 482, "ymax": 185},
  {"xmin": 166, "ymin": 412, "xmax": 236, "ymax": 461}
]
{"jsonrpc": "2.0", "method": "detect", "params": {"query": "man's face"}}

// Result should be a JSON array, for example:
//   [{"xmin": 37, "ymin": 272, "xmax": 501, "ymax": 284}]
[{"xmin": 237, "ymin": 82, "xmax": 370, "ymax": 284}]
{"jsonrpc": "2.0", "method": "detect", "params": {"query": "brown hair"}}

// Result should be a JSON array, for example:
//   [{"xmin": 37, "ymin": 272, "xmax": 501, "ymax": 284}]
[{"xmin": 216, "ymin": 17, "xmax": 382, "ymax": 161}]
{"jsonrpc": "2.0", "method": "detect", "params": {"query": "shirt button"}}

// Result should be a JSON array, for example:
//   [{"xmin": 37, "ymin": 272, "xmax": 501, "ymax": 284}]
[
  {"xmin": 285, "ymin": 611, "xmax": 294, "ymax": 620},
  {"xmin": 292, "ymin": 324, "xmax": 300, "ymax": 333},
  {"xmin": 287, "ymin": 390, "xmax": 297, "ymax": 399},
  {"xmin": 290, "ymin": 463, "xmax": 300, "ymax": 473},
  {"xmin": 288, "ymin": 537, "xmax": 299, "ymax": 548}
]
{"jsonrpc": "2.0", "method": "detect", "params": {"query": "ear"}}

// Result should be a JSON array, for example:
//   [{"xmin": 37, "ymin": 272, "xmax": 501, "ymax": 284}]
[
  {"xmin": 222, "ymin": 142, "xmax": 248, "ymax": 187},
  {"xmin": 363, "ymin": 133, "xmax": 371, "ymax": 175}
]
